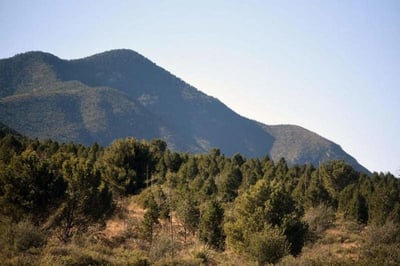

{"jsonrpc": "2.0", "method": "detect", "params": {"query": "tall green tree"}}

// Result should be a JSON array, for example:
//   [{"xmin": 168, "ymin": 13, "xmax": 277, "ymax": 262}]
[
  {"xmin": 102, "ymin": 138, "xmax": 152, "ymax": 195},
  {"xmin": 339, "ymin": 185, "xmax": 368, "ymax": 224},
  {"xmin": 175, "ymin": 188, "xmax": 200, "ymax": 243},
  {"xmin": 50, "ymin": 157, "xmax": 113, "ymax": 242},
  {"xmin": 320, "ymin": 160, "xmax": 358, "ymax": 207},
  {"xmin": 0, "ymin": 150, "xmax": 66, "ymax": 220},
  {"xmin": 140, "ymin": 193, "xmax": 160, "ymax": 249},
  {"xmin": 368, "ymin": 173, "xmax": 400, "ymax": 225},
  {"xmin": 218, "ymin": 166, "xmax": 243, "ymax": 202},
  {"xmin": 198, "ymin": 200, "xmax": 225, "ymax": 250},
  {"xmin": 225, "ymin": 179, "xmax": 307, "ymax": 260}
]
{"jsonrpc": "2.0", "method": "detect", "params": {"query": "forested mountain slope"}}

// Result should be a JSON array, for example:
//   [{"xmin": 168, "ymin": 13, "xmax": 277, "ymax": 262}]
[{"xmin": 0, "ymin": 49, "xmax": 368, "ymax": 172}]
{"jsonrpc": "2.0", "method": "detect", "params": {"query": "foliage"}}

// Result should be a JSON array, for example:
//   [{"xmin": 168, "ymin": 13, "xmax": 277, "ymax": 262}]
[
  {"xmin": 359, "ymin": 221, "xmax": 400, "ymax": 265},
  {"xmin": 49, "ymin": 157, "xmax": 113, "ymax": 242},
  {"xmin": 302, "ymin": 204, "xmax": 335, "ymax": 236},
  {"xmin": 102, "ymin": 138, "xmax": 153, "ymax": 195},
  {"xmin": 140, "ymin": 193, "xmax": 160, "ymax": 247},
  {"xmin": 0, "ymin": 150, "xmax": 66, "ymax": 220},
  {"xmin": 225, "ymin": 179, "xmax": 307, "ymax": 262},
  {"xmin": 339, "ymin": 185, "xmax": 368, "ymax": 224},
  {"xmin": 247, "ymin": 225, "xmax": 290, "ymax": 265},
  {"xmin": 13, "ymin": 219, "xmax": 47, "ymax": 252},
  {"xmin": 0, "ymin": 128, "xmax": 399, "ymax": 265},
  {"xmin": 198, "ymin": 200, "xmax": 225, "ymax": 250},
  {"xmin": 175, "ymin": 188, "xmax": 200, "ymax": 241}
]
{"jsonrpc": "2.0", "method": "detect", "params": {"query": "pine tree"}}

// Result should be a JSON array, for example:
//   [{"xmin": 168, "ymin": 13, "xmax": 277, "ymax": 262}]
[{"xmin": 198, "ymin": 200, "xmax": 225, "ymax": 250}]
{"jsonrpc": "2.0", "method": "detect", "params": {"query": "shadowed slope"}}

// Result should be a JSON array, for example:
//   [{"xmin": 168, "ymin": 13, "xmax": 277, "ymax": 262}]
[{"xmin": 0, "ymin": 50, "xmax": 368, "ymax": 172}]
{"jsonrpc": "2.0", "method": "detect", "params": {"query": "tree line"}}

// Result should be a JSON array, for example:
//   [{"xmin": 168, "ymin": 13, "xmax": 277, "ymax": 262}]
[{"xmin": 0, "ymin": 129, "xmax": 399, "ymax": 264}]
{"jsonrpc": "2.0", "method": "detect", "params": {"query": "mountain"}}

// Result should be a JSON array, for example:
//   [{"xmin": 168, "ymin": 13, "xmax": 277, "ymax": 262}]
[
  {"xmin": 0, "ymin": 121, "xmax": 21, "ymax": 137},
  {"xmin": 0, "ymin": 49, "xmax": 369, "ymax": 172}
]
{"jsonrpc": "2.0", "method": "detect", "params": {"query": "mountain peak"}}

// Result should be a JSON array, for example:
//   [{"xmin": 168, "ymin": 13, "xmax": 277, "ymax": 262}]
[
  {"xmin": 76, "ymin": 49, "xmax": 145, "ymax": 62},
  {"xmin": 0, "ymin": 50, "xmax": 369, "ymax": 173},
  {"xmin": 10, "ymin": 51, "xmax": 61, "ymax": 62}
]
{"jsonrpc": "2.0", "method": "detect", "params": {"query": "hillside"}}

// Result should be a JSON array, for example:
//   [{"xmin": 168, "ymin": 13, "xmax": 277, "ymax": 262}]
[
  {"xmin": 0, "ymin": 131, "xmax": 398, "ymax": 265},
  {"xmin": 0, "ymin": 121, "xmax": 20, "ymax": 136},
  {"xmin": 0, "ymin": 49, "xmax": 368, "ymax": 172}
]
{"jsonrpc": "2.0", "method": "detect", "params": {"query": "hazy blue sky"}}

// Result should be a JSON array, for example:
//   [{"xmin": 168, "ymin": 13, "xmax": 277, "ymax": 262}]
[{"xmin": 1, "ymin": 0, "xmax": 399, "ymax": 174}]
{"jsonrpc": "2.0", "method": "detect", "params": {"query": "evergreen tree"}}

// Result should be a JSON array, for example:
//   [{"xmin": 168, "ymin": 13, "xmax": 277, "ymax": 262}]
[
  {"xmin": 225, "ymin": 179, "xmax": 307, "ymax": 260},
  {"xmin": 51, "ymin": 157, "xmax": 113, "ymax": 242},
  {"xmin": 102, "ymin": 138, "xmax": 152, "ymax": 195},
  {"xmin": 176, "ymin": 188, "xmax": 200, "ymax": 242},
  {"xmin": 339, "ymin": 185, "xmax": 368, "ymax": 224},
  {"xmin": 199, "ymin": 200, "xmax": 225, "ymax": 250},
  {"xmin": 320, "ymin": 160, "xmax": 358, "ymax": 207},
  {"xmin": 140, "ymin": 193, "xmax": 160, "ymax": 249},
  {"xmin": 0, "ymin": 150, "xmax": 66, "ymax": 220},
  {"xmin": 219, "ymin": 166, "xmax": 243, "ymax": 202}
]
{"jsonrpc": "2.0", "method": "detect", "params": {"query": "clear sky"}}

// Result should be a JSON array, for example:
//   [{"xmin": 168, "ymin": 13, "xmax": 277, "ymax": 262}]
[{"xmin": 1, "ymin": 0, "xmax": 399, "ymax": 175}]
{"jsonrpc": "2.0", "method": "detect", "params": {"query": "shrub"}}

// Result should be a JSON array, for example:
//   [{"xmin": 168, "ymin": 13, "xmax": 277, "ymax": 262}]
[
  {"xmin": 359, "ymin": 244, "xmax": 400, "ymax": 265},
  {"xmin": 112, "ymin": 249, "xmax": 150, "ymax": 265},
  {"xmin": 13, "ymin": 219, "xmax": 47, "ymax": 252},
  {"xmin": 247, "ymin": 225, "xmax": 290, "ymax": 265},
  {"xmin": 303, "ymin": 204, "xmax": 335, "ymax": 237},
  {"xmin": 363, "ymin": 221, "xmax": 400, "ymax": 246},
  {"xmin": 41, "ymin": 245, "xmax": 110, "ymax": 265},
  {"xmin": 149, "ymin": 235, "xmax": 173, "ymax": 262},
  {"xmin": 360, "ymin": 221, "xmax": 400, "ymax": 264},
  {"xmin": 192, "ymin": 245, "xmax": 214, "ymax": 265}
]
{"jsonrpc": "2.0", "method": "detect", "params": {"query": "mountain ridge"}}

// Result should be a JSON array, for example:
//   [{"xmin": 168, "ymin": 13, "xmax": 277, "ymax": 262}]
[{"xmin": 0, "ymin": 49, "xmax": 369, "ymax": 173}]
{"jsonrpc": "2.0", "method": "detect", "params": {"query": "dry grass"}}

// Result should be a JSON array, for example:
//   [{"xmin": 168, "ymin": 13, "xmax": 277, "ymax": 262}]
[
  {"xmin": 4, "ymin": 196, "xmax": 399, "ymax": 265},
  {"xmin": 291, "ymin": 218, "xmax": 365, "ymax": 265}
]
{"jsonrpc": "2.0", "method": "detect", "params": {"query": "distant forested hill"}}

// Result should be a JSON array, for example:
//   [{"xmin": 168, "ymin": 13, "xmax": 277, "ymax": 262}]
[{"xmin": 0, "ymin": 49, "xmax": 369, "ymax": 173}]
